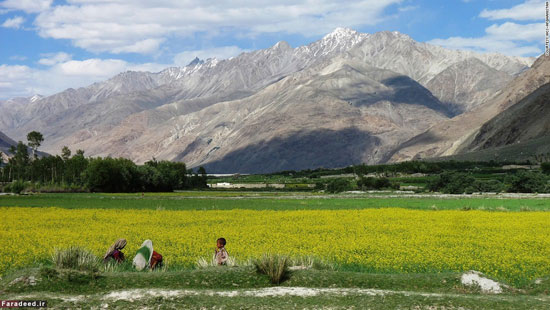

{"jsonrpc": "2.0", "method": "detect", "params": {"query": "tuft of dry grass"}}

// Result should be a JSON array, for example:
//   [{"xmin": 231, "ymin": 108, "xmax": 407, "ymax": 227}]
[
  {"xmin": 52, "ymin": 247, "xmax": 99, "ymax": 272},
  {"xmin": 254, "ymin": 254, "xmax": 290, "ymax": 285}
]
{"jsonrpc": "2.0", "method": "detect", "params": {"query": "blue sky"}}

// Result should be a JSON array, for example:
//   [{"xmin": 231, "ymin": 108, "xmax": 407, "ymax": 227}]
[{"xmin": 0, "ymin": 0, "xmax": 547, "ymax": 99}]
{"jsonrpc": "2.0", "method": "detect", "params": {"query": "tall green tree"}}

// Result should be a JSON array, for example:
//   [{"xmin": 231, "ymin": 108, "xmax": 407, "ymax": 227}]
[
  {"xmin": 146, "ymin": 160, "xmax": 187, "ymax": 191},
  {"xmin": 0, "ymin": 151, "xmax": 3, "ymax": 166},
  {"xmin": 6, "ymin": 146, "xmax": 16, "ymax": 181},
  {"xmin": 198, "ymin": 166, "xmax": 207, "ymax": 187},
  {"xmin": 61, "ymin": 146, "xmax": 71, "ymax": 161},
  {"xmin": 0, "ymin": 151, "xmax": 4, "ymax": 181},
  {"xmin": 10, "ymin": 141, "xmax": 30, "ymax": 180},
  {"xmin": 506, "ymin": 171, "xmax": 548, "ymax": 193},
  {"xmin": 84, "ymin": 157, "xmax": 141, "ymax": 192},
  {"xmin": 27, "ymin": 131, "xmax": 44, "ymax": 158},
  {"xmin": 65, "ymin": 150, "xmax": 88, "ymax": 184}
]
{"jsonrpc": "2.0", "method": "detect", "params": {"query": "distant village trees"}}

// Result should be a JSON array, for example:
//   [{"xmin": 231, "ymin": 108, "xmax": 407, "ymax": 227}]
[{"xmin": 0, "ymin": 132, "xmax": 207, "ymax": 193}]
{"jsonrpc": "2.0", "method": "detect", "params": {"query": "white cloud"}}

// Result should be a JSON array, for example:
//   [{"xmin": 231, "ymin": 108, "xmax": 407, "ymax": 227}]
[
  {"xmin": 0, "ymin": 0, "xmax": 408, "ymax": 99},
  {"xmin": 480, "ymin": 0, "xmax": 544, "ymax": 21},
  {"xmin": 111, "ymin": 38, "xmax": 164, "ymax": 54},
  {"xmin": 429, "ymin": 36, "xmax": 542, "ymax": 57},
  {"xmin": 53, "ymin": 58, "xmax": 130, "ymax": 76},
  {"xmin": 398, "ymin": 5, "xmax": 418, "ymax": 13},
  {"xmin": 0, "ymin": 58, "xmax": 171, "ymax": 99},
  {"xmin": 0, "ymin": 45, "xmax": 247, "ymax": 99},
  {"xmin": 0, "ymin": 0, "xmax": 52, "ymax": 13},
  {"xmin": 485, "ymin": 22, "xmax": 544, "ymax": 41},
  {"xmin": 173, "ymin": 46, "xmax": 249, "ymax": 67},
  {"xmin": 38, "ymin": 52, "xmax": 72, "ymax": 66},
  {"xmin": 0, "ymin": 65, "xmax": 36, "ymax": 98},
  {"xmin": 0, "ymin": 44, "xmax": 250, "ymax": 98},
  {"xmin": 1, "ymin": 16, "xmax": 24, "ymax": 29},
  {"xmin": 125, "ymin": 62, "xmax": 170, "ymax": 73},
  {"xmin": 9, "ymin": 55, "xmax": 27, "ymax": 61},
  {"xmin": 429, "ymin": 1, "xmax": 546, "ymax": 57},
  {"xmin": 32, "ymin": 0, "xmax": 401, "ymax": 54}
]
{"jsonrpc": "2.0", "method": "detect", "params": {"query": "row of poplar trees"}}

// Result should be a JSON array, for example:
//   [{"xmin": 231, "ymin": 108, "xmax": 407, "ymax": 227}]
[{"xmin": 0, "ymin": 131, "xmax": 207, "ymax": 192}]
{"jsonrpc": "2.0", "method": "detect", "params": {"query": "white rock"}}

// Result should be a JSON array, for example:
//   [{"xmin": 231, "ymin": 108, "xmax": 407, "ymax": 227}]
[{"xmin": 461, "ymin": 271, "xmax": 503, "ymax": 294}]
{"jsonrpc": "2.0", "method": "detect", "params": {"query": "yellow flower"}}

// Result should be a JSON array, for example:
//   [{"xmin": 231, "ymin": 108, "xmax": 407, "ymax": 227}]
[{"xmin": 0, "ymin": 207, "xmax": 548, "ymax": 284}]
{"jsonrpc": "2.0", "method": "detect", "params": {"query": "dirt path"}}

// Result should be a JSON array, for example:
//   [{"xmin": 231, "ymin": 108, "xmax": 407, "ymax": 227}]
[{"xmin": 10, "ymin": 287, "xmax": 550, "ymax": 302}]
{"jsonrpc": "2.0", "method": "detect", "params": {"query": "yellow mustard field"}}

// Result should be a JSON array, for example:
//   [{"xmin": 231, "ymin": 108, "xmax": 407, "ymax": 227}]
[{"xmin": 1, "ymin": 207, "xmax": 550, "ymax": 283}]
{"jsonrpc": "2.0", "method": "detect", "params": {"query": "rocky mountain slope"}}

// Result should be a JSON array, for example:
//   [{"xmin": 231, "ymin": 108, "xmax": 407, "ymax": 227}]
[
  {"xmin": 0, "ymin": 130, "xmax": 17, "ymax": 157},
  {"xmin": 0, "ymin": 28, "xmax": 536, "ymax": 172},
  {"xmin": 431, "ymin": 136, "xmax": 550, "ymax": 163},
  {"xmin": 388, "ymin": 56, "xmax": 550, "ymax": 163},
  {"xmin": 345, "ymin": 31, "xmax": 531, "ymax": 114},
  {"xmin": 426, "ymin": 58, "xmax": 512, "ymax": 115},
  {"xmin": 1, "ymin": 28, "xmax": 370, "ymax": 150},
  {"xmin": 66, "ymin": 58, "xmax": 451, "ymax": 172},
  {"xmin": 463, "ymin": 82, "xmax": 550, "ymax": 153}
]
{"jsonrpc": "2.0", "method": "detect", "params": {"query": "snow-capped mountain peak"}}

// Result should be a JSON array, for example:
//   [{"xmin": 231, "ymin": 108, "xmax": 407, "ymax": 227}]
[
  {"xmin": 0, "ymin": 27, "xmax": 537, "ymax": 173},
  {"xmin": 272, "ymin": 41, "xmax": 292, "ymax": 50},
  {"xmin": 299, "ymin": 27, "xmax": 369, "ymax": 58},
  {"xmin": 323, "ymin": 27, "xmax": 361, "ymax": 39},
  {"xmin": 29, "ymin": 94, "xmax": 43, "ymax": 103},
  {"xmin": 187, "ymin": 57, "xmax": 204, "ymax": 67},
  {"xmin": 322, "ymin": 27, "xmax": 368, "ymax": 45}
]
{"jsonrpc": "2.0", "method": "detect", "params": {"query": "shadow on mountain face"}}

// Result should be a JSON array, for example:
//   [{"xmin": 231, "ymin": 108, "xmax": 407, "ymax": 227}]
[
  {"xmin": 465, "ymin": 83, "xmax": 550, "ymax": 152},
  {"xmin": 190, "ymin": 128, "xmax": 381, "ymax": 174},
  {"xmin": 344, "ymin": 75, "xmax": 454, "ymax": 117},
  {"xmin": 381, "ymin": 130, "xmax": 443, "ymax": 162},
  {"xmin": 381, "ymin": 76, "xmax": 455, "ymax": 117},
  {"xmin": 0, "ymin": 136, "xmax": 13, "ymax": 149}
]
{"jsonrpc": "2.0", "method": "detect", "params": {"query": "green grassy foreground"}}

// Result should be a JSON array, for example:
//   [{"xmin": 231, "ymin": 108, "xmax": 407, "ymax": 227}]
[
  {"xmin": 1, "ymin": 191, "xmax": 550, "ymax": 211},
  {"xmin": 2, "ymin": 266, "xmax": 549, "ymax": 309},
  {"xmin": 2, "ymin": 191, "xmax": 550, "ymax": 309}
]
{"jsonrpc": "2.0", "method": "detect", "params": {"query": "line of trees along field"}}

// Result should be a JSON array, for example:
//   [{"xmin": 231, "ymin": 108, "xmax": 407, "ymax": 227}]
[
  {"xmin": 0, "ymin": 132, "xmax": 207, "ymax": 193},
  {"xmin": 3, "ymin": 131, "xmax": 550, "ymax": 194},
  {"xmin": 265, "ymin": 159, "xmax": 550, "ymax": 194}
]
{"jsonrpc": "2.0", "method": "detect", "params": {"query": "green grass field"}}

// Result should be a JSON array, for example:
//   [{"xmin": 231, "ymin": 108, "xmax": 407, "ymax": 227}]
[
  {"xmin": 2, "ymin": 265, "xmax": 549, "ymax": 309},
  {"xmin": 1, "ymin": 191, "xmax": 550, "ymax": 309},
  {"xmin": 1, "ymin": 191, "xmax": 550, "ymax": 211}
]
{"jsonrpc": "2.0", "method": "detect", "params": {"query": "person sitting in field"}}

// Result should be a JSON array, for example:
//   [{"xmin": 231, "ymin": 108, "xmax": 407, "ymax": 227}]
[
  {"xmin": 133, "ymin": 239, "xmax": 163, "ymax": 270},
  {"xmin": 103, "ymin": 238, "xmax": 127, "ymax": 263},
  {"xmin": 215, "ymin": 237, "xmax": 228, "ymax": 265},
  {"xmin": 150, "ymin": 250, "xmax": 163, "ymax": 270}
]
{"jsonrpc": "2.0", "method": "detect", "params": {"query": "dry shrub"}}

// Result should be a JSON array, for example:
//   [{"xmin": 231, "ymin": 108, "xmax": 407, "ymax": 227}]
[
  {"xmin": 254, "ymin": 254, "xmax": 290, "ymax": 284},
  {"xmin": 52, "ymin": 247, "xmax": 99, "ymax": 272}
]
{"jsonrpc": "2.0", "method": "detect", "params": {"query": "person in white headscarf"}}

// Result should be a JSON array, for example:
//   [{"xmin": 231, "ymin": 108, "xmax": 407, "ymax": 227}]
[{"xmin": 133, "ymin": 240, "xmax": 163, "ymax": 270}]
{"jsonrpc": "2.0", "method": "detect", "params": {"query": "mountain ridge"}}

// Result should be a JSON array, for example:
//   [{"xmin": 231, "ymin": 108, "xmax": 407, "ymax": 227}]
[
  {"xmin": 388, "ymin": 55, "xmax": 550, "ymax": 163},
  {"xmin": 0, "ymin": 28, "xmax": 537, "ymax": 172},
  {"xmin": 0, "ymin": 130, "xmax": 17, "ymax": 156},
  {"xmin": 463, "ymin": 82, "xmax": 550, "ymax": 153}
]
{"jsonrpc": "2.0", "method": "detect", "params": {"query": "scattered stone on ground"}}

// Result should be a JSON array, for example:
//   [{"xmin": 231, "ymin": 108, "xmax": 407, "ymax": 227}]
[
  {"xmin": 8, "ymin": 286, "xmax": 550, "ymax": 308},
  {"xmin": 288, "ymin": 265, "xmax": 310, "ymax": 271},
  {"xmin": 101, "ymin": 287, "xmax": 390, "ymax": 301},
  {"xmin": 9, "ymin": 276, "xmax": 37, "ymax": 287},
  {"xmin": 460, "ymin": 271, "xmax": 503, "ymax": 294}
]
